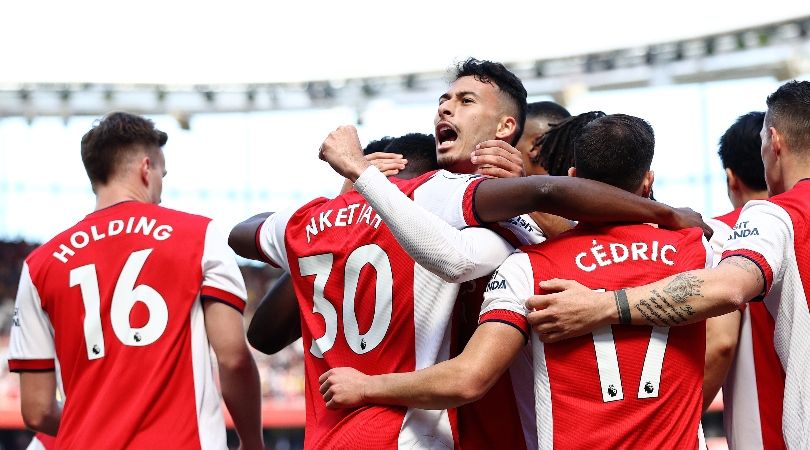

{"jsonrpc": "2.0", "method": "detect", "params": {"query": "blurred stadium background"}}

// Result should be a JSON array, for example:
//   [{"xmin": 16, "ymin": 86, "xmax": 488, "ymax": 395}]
[{"xmin": 1, "ymin": 2, "xmax": 810, "ymax": 448}]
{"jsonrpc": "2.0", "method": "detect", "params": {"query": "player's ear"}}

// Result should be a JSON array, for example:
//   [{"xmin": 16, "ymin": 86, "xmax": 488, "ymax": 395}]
[
  {"xmin": 567, "ymin": 166, "xmax": 576, "ymax": 177},
  {"xmin": 640, "ymin": 170, "xmax": 655, "ymax": 198},
  {"xmin": 495, "ymin": 116, "xmax": 517, "ymax": 142},
  {"xmin": 770, "ymin": 126, "xmax": 784, "ymax": 156},
  {"xmin": 139, "ymin": 156, "xmax": 151, "ymax": 186}
]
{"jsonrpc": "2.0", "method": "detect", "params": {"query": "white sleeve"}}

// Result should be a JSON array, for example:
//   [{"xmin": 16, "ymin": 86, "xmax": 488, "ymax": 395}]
[
  {"xmin": 8, "ymin": 263, "xmax": 56, "ymax": 369},
  {"xmin": 479, "ymin": 252, "xmax": 534, "ymax": 336},
  {"xmin": 705, "ymin": 217, "xmax": 732, "ymax": 268},
  {"xmin": 200, "ymin": 221, "xmax": 248, "ymax": 313},
  {"xmin": 722, "ymin": 200, "xmax": 792, "ymax": 293},
  {"xmin": 257, "ymin": 208, "xmax": 296, "ymax": 272},
  {"xmin": 354, "ymin": 166, "xmax": 515, "ymax": 283}
]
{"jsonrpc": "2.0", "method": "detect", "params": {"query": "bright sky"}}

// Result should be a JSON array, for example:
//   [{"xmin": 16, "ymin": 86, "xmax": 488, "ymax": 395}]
[{"xmin": 1, "ymin": 1, "xmax": 809, "ymax": 84}]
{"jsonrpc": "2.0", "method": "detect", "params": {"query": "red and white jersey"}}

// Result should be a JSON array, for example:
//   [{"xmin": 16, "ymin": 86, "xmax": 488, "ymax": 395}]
[
  {"xmin": 9, "ymin": 201, "xmax": 247, "ymax": 450},
  {"xmin": 708, "ymin": 209, "xmax": 785, "ymax": 450},
  {"xmin": 26, "ymin": 433, "xmax": 56, "ymax": 450},
  {"xmin": 721, "ymin": 179, "xmax": 810, "ymax": 449},
  {"xmin": 257, "ymin": 170, "xmax": 542, "ymax": 450},
  {"xmin": 481, "ymin": 223, "xmax": 712, "ymax": 450}
]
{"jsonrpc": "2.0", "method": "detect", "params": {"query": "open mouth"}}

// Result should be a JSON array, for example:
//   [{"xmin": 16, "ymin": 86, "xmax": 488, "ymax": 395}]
[{"xmin": 436, "ymin": 123, "xmax": 458, "ymax": 148}]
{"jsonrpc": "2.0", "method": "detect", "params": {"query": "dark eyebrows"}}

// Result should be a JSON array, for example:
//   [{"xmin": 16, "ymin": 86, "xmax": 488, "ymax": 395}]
[{"xmin": 439, "ymin": 90, "xmax": 480, "ymax": 103}]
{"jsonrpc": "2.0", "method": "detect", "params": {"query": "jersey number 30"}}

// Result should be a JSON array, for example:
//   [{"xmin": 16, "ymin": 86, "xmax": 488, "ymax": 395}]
[
  {"xmin": 299, "ymin": 244, "xmax": 393, "ymax": 358},
  {"xmin": 70, "ymin": 249, "xmax": 168, "ymax": 360}
]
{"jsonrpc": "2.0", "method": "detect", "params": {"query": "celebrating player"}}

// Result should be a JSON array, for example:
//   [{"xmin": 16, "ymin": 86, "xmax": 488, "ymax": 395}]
[
  {"xmin": 320, "ymin": 114, "xmax": 712, "ymax": 449},
  {"xmin": 526, "ymin": 80, "xmax": 810, "ymax": 450},
  {"xmin": 8, "ymin": 112, "xmax": 263, "ymax": 450},
  {"xmin": 235, "ymin": 59, "xmax": 708, "ymax": 449}
]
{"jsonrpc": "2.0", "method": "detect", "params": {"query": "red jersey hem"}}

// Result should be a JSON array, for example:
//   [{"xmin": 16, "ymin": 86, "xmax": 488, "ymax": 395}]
[
  {"xmin": 201, "ymin": 286, "xmax": 246, "ymax": 313},
  {"xmin": 463, "ymin": 178, "xmax": 487, "ymax": 226},
  {"xmin": 721, "ymin": 249, "xmax": 773, "ymax": 296},
  {"xmin": 479, "ymin": 310, "xmax": 529, "ymax": 340},
  {"xmin": 9, "ymin": 358, "xmax": 56, "ymax": 372}
]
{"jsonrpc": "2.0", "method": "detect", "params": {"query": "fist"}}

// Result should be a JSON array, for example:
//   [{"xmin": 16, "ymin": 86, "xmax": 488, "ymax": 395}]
[{"xmin": 319, "ymin": 125, "xmax": 370, "ymax": 181}]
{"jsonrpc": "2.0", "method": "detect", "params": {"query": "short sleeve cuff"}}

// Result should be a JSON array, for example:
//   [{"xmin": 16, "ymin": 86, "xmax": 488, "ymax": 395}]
[
  {"xmin": 255, "ymin": 219, "xmax": 281, "ymax": 268},
  {"xmin": 201, "ymin": 286, "xmax": 246, "ymax": 314},
  {"xmin": 462, "ymin": 177, "xmax": 487, "ymax": 226},
  {"xmin": 721, "ymin": 248, "xmax": 774, "ymax": 295},
  {"xmin": 479, "ymin": 309, "xmax": 529, "ymax": 341},
  {"xmin": 9, "ymin": 358, "xmax": 55, "ymax": 372}
]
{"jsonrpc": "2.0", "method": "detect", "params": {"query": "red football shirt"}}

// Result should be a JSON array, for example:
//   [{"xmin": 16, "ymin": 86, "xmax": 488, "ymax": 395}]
[
  {"xmin": 258, "ymin": 170, "xmax": 542, "ymax": 449},
  {"xmin": 9, "ymin": 201, "xmax": 247, "ymax": 449},
  {"xmin": 708, "ymin": 208, "xmax": 786, "ymax": 450},
  {"xmin": 721, "ymin": 179, "xmax": 810, "ymax": 449},
  {"xmin": 481, "ymin": 223, "xmax": 712, "ymax": 450}
]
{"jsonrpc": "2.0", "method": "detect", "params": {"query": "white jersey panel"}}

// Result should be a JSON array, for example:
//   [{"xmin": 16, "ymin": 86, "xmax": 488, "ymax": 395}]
[
  {"xmin": 190, "ymin": 296, "xmax": 227, "ymax": 449},
  {"xmin": 9, "ymin": 263, "xmax": 55, "ymax": 362},
  {"xmin": 398, "ymin": 263, "xmax": 458, "ymax": 448},
  {"xmin": 705, "ymin": 217, "xmax": 733, "ymax": 267},
  {"xmin": 725, "ymin": 200, "xmax": 810, "ymax": 448},
  {"xmin": 202, "ymin": 222, "xmax": 248, "ymax": 302},
  {"xmin": 480, "ymin": 251, "xmax": 533, "ymax": 319},
  {"xmin": 723, "ymin": 200, "xmax": 791, "ymax": 288},
  {"xmin": 723, "ymin": 306, "xmax": 765, "ymax": 450},
  {"xmin": 258, "ymin": 207, "xmax": 297, "ymax": 271}
]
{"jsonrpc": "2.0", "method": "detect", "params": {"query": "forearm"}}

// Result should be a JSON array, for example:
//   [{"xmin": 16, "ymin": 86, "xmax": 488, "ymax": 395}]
[
  {"xmin": 612, "ymin": 261, "xmax": 760, "ymax": 327},
  {"xmin": 22, "ymin": 403, "xmax": 60, "ymax": 435},
  {"xmin": 247, "ymin": 273, "xmax": 302, "ymax": 354},
  {"xmin": 229, "ymin": 212, "xmax": 272, "ymax": 260},
  {"xmin": 219, "ymin": 356, "xmax": 264, "ymax": 450},
  {"xmin": 702, "ymin": 311, "xmax": 740, "ymax": 412},
  {"xmin": 354, "ymin": 167, "xmax": 508, "ymax": 282},
  {"xmin": 475, "ymin": 176, "xmax": 676, "ymax": 225},
  {"xmin": 366, "ymin": 360, "xmax": 487, "ymax": 410},
  {"xmin": 19, "ymin": 372, "xmax": 61, "ymax": 435}
]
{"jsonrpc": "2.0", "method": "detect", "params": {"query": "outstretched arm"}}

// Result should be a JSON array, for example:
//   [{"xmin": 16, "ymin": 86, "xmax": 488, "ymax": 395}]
[
  {"xmin": 320, "ymin": 126, "xmax": 709, "ymax": 236},
  {"xmin": 319, "ymin": 322, "xmax": 523, "ymax": 410},
  {"xmin": 526, "ymin": 256, "xmax": 762, "ymax": 343},
  {"xmin": 473, "ymin": 176, "xmax": 710, "ymax": 235},
  {"xmin": 247, "ymin": 272, "xmax": 302, "ymax": 354}
]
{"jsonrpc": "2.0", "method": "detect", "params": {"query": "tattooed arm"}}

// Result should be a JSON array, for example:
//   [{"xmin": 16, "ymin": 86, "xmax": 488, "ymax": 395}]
[{"xmin": 525, "ymin": 256, "xmax": 764, "ymax": 343}]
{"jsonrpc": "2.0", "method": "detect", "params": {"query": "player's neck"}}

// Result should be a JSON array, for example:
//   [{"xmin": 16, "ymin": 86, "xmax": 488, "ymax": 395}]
[
  {"xmin": 94, "ymin": 183, "xmax": 149, "ymax": 211},
  {"xmin": 782, "ymin": 158, "xmax": 810, "ymax": 193},
  {"xmin": 733, "ymin": 189, "xmax": 769, "ymax": 208}
]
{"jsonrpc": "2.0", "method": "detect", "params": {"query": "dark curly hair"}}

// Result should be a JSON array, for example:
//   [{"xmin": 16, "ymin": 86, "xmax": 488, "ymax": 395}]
[{"xmin": 536, "ymin": 111, "xmax": 605, "ymax": 176}]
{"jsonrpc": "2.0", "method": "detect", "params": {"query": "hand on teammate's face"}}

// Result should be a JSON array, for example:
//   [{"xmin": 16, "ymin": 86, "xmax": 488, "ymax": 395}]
[
  {"xmin": 365, "ymin": 152, "xmax": 407, "ymax": 176},
  {"xmin": 318, "ymin": 367, "xmax": 369, "ymax": 409},
  {"xmin": 526, "ymin": 278, "xmax": 613, "ymax": 343},
  {"xmin": 663, "ymin": 207, "xmax": 713, "ymax": 239},
  {"xmin": 319, "ymin": 125, "xmax": 370, "ymax": 182},
  {"xmin": 471, "ymin": 140, "xmax": 525, "ymax": 178}
]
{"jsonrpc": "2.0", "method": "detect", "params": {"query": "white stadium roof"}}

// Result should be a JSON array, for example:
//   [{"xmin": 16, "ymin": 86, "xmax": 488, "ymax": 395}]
[{"xmin": 2, "ymin": 0, "xmax": 810, "ymax": 85}]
